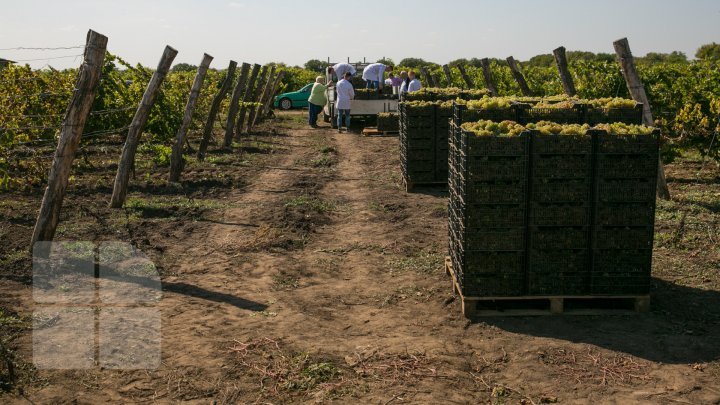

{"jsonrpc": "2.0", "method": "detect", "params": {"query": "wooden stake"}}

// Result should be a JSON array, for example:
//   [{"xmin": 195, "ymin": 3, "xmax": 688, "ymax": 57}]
[
  {"xmin": 480, "ymin": 58, "xmax": 498, "ymax": 96},
  {"xmin": 457, "ymin": 64, "xmax": 474, "ymax": 89},
  {"xmin": 261, "ymin": 70, "xmax": 285, "ymax": 119},
  {"xmin": 553, "ymin": 46, "xmax": 577, "ymax": 96},
  {"xmin": 31, "ymin": 30, "xmax": 108, "ymax": 246},
  {"xmin": 250, "ymin": 65, "xmax": 277, "ymax": 129},
  {"xmin": 432, "ymin": 73, "xmax": 441, "ymax": 89},
  {"xmin": 419, "ymin": 66, "xmax": 434, "ymax": 87},
  {"xmin": 223, "ymin": 62, "xmax": 251, "ymax": 147},
  {"xmin": 198, "ymin": 60, "xmax": 237, "ymax": 161},
  {"xmin": 168, "ymin": 53, "xmax": 213, "ymax": 183},
  {"xmin": 613, "ymin": 37, "xmax": 671, "ymax": 200},
  {"xmin": 506, "ymin": 56, "xmax": 532, "ymax": 96},
  {"xmin": 235, "ymin": 64, "xmax": 261, "ymax": 137},
  {"xmin": 110, "ymin": 45, "xmax": 178, "ymax": 208},
  {"xmin": 442, "ymin": 64, "xmax": 453, "ymax": 87},
  {"xmin": 245, "ymin": 65, "xmax": 269, "ymax": 133}
]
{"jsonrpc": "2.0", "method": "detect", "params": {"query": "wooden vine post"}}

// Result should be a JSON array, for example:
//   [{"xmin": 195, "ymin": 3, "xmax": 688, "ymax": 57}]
[
  {"xmin": 110, "ymin": 45, "xmax": 178, "ymax": 208},
  {"xmin": 251, "ymin": 66, "xmax": 277, "ymax": 129},
  {"xmin": 223, "ymin": 62, "xmax": 251, "ymax": 148},
  {"xmin": 235, "ymin": 64, "xmax": 261, "ymax": 137},
  {"xmin": 480, "ymin": 58, "xmax": 498, "ymax": 96},
  {"xmin": 261, "ymin": 70, "xmax": 285, "ymax": 119},
  {"xmin": 553, "ymin": 46, "xmax": 577, "ymax": 96},
  {"xmin": 432, "ymin": 73, "xmax": 441, "ymax": 88},
  {"xmin": 198, "ymin": 60, "xmax": 237, "ymax": 161},
  {"xmin": 419, "ymin": 67, "xmax": 434, "ymax": 87},
  {"xmin": 506, "ymin": 56, "xmax": 532, "ymax": 96},
  {"xmin": 31, "ymin": 30, "xmax": 108, "ymax": 247},
  {"xmin": 457, "ymin": 64, "xmax": 474, "ymax": 89},
  {"xmin": 169, "ymin": 53, "xmax": 214, "ymax": 183},
  {"xmin": 442, "ymin": 65, "xmax": 453, "ymax": 87},
  {"xmin": 245, "ymin": 65, "xmax": 271, "ymax": 133},
  {"xmin": 613, "ymin": 37, "xmax": 671, "ymax": 200}
]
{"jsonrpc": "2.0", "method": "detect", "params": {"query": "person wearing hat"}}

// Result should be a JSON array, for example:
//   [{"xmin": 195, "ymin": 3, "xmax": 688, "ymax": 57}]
[{"xmin": 308, "ymin": 76, "xmax": 328, "ymax": 128}]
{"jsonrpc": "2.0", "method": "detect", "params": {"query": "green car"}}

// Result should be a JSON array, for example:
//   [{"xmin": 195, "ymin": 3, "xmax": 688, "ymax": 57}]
[{"xmin": 274, "ymin": 83, "xmax": 313, "ymax": 110}]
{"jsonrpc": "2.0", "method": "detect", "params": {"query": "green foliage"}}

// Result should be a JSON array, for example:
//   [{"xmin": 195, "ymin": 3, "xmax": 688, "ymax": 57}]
[
  {"xmin": 303, "ymin": 59, "xmax": 326, "ymax": 72},
  {"xmin": 696, "ymin": 42, "xmax": 720, "ymax": 61},
  {"xmin": 375, "ymin": 57, "xmax": 395, "ymax": 66},
  {"xmin": 170, "ymin": 63, "xmax": 198, "ymax": 73},
  {"xmin": 273, "ymin": 63, "xmax": 316, "ymax": 94},
  {"xmin": 398, "ymin": 58, "xmax": 434, "ymax": 68}
]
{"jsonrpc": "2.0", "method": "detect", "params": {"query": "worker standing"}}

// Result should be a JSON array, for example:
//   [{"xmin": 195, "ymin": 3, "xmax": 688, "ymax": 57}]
[
  {"xmin": 307, "ymin": 76, "xmax": 328, "ymax": 128},
  {"xmin": 328, "ymin": 63, "xmax": 356, "ymax": 83},
  {"xmin": 362, "ymin": 62, "xmax": 393, "ymax": 90},
  {"xmin": 335, "ymin": 72, "xmax": 355, "ymax": 133}
]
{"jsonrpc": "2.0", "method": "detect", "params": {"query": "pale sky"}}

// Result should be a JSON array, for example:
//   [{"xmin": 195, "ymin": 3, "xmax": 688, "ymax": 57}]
[{"xmin": 1, "ymin": 0, "xmax": 718, "ymax": 70}]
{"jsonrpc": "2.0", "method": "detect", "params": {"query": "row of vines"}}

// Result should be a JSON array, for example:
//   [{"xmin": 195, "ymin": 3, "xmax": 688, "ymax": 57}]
[{"xmin": 0, "ymin": 54, "xmax": 315, "ymax": 189}]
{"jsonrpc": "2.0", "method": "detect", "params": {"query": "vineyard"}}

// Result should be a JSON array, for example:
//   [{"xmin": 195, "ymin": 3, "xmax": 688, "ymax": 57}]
[{"xmin": 1, "ymin": 29, "xmax": 719, "ymax": 404}]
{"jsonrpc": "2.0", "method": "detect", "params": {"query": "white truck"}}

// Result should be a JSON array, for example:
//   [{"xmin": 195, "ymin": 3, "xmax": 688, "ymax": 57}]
[{"xmin": 322, "ymin": 62, "xmax": 398, "ymax": 128}]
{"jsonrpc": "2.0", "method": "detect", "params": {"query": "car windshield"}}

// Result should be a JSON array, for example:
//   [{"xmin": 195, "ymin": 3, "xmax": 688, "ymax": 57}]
[{"xmin": 300, "ymin": 84, "xmax": 312, "ymax": 92}]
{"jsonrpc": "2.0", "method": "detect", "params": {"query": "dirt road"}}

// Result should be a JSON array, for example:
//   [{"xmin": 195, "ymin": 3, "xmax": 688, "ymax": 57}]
[{"xmin": 2, "ymin": 112, "xmax": 720, "ymax": 404}]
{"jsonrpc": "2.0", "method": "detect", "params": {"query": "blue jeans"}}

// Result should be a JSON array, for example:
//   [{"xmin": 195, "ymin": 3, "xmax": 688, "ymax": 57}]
[
  {"xmin": 366, "ymin": 80, "xmax": 379, "ymax": 89},
  {"xmin": 337, "ymin": 109, "xmax": 351, "ymax": 128},
  {"xmin": 308, "ymin": 102, "xmax": 321, "ymax": 125}
]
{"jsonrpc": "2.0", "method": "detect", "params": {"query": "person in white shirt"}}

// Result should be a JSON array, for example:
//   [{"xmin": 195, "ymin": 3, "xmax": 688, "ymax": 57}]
[
  {"xmin": 335, "ymin": 72, "xmax": 355, "ymax": 132},
  {"xmin": 401, "ymin": 70, "xmax": 422, "ymax": 94},
  {"xmin": 328, "ymin": 63, "xmax": 356, "ymax": 83},
  {"xmin": 362, "ymin": 63, "xmax": 393, "ymax": 90},
  {"xmin": 407, "ymin": 70, "xmax": 422, "ymax": 92}
]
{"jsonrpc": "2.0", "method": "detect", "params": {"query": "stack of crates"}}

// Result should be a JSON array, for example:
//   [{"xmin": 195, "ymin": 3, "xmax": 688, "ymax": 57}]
[
  {"xmin": 527, "ymin": 132, "xmax": 594, "ymax": 295},
  {"xmin": 592, "ymin": 132, "xmax": 659, "ymax": 294},
  {"xmin": 449, "ymin": 127, "xmax": 529, "ymax": 297},
  {"xmin": 448, "ymin": 100, "xmax": 659, "ymax": 298},
  {"xmin": 399, "ymin": 103, "xmax": 439, "ymax": 184}
]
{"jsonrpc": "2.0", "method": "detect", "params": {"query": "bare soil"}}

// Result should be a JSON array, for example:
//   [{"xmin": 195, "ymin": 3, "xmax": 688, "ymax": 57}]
[{"xmin": 1, "ymin": 111, "xmax": 719, "ymax": 404}]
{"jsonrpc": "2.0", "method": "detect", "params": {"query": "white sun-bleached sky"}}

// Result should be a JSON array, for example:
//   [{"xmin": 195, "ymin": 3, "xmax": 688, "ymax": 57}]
[{"xmin": 1, "ymin": 0, "xmax": 718, "ymax": 70}]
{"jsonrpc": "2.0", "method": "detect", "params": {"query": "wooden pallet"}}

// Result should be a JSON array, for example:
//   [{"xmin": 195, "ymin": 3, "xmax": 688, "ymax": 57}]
[
  {"xmin": 402, "ymin": 175, "xmax": 447, "ymax": 193},
  {"xmin": 445, "ymin": 257, "xmax": 650, "ymax": 317},
  {"xmin": 362, "ymin": 127, "xmax": 399, "ymax": 137}
]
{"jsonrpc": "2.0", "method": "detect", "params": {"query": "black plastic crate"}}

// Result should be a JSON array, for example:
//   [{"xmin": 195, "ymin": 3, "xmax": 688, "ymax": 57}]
[
  {"xmin": 530, "ymin": 227, "xmax": 589, "ymax": 250},
  {"xmin": 593, "ymin": 249, "xmax": 652, "ymax": 275},
  {"xmin": 462, "ymin": 273, "xmax": 526, "ymax": 297},
  {"xmin": 403, "ymin": 138, "xmax": 435, "ymax": 149},
  {"xmin": 530, "ymin": 203, "xmax": 590, "ymax": 227},
  {"xmin": 532, "ymin": 133, "xmax": 592, "ymax": 155},
  {"xmin": 593, "ymin": 227, "xmax": 654, "ymax": 250},
  {"xmin": 595, "ymin": 203, "xmax": 655, "ymax": 227},
  {"xmin": 528, "ymin": 273, "xmax": 589, "ymax": 295},
  {"xmin": 529, "ymin": 249, "xmax": 588, "ymax": 273},
  {"xmin": 405, "ymin": 149, "xmax": 434, "ymax": 160},
  {"xmin": 462, "ymin": 133, "xmax": 529, "ymax": 157},
  {"xmin": 460, "ymin": 156, "xmax": 528, "ymax": 182},
  {"xmin": 526, "ymin": 107, "xmax": 585, "ymax": 124},
  {"xmin": 590, "ymin": 275, "xmax": 651, "ymax": 295},
  {"xmin": 597, "ymin": 179, "xmax": 657, "ymax": 203},
  {"xmin": 457, "ymin": 203, "xmax": 525, "ymax": 228},
  {"xmin": 460, "ymin": 181, "xmax": 527, "ymax": 204},
  {"xmin": 585, "ymin": 105, "xmax": 643, "ymax": 126},
  {"xmin": 596, "ymin": 131, "xmax": 660, "ymax": 155},
  {"xmin": 597, "ymin": 155, "xmax": 658, "ymax": 179},
  {"xmin": 532, "ymin": 179, "xmax": 590, "ymax": 204},
  {"xmin": 461, "ymin": 251, "xmax": 525, "ymax": 275},
  {"xmin": 462, "ymin": 227, "xmax": 526, "ymax": 251},
  {"xmin": 533, "ymin": 155, "xmax": 592, "ymax": 179}
]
